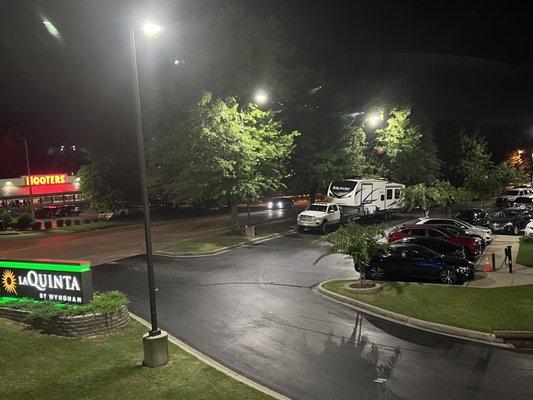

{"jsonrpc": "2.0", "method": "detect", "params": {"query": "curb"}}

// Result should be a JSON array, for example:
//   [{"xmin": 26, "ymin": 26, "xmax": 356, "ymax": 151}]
[
  {"xmin": 154, "ymin": 229, "xmax": 296, "ymax": 258},
  {"xmin": 129, "ymin": 313, "xmax": 292, "ymax": 400},
  {"xmin": 315, "ymin": 280, "xmax": 513, "ymax": 348}
]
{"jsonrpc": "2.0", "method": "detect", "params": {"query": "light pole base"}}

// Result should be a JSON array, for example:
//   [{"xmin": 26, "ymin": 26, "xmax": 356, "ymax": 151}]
[{"xmin": 143, "ymin": 330, "xmax": 169, "ymax": 367}]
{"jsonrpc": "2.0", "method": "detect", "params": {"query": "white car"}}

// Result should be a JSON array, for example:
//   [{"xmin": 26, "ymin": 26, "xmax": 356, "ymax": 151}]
[
  {"xmin": 525, "ymin": 221, "xmax": 533, "ymax": 235},
  {"xmin": 297, "ymin": 203, "xmax": 341, "ymax": 234},
  {"xmin": 415, "ymin": 217, "xmax": 492, "ymax": 244}
]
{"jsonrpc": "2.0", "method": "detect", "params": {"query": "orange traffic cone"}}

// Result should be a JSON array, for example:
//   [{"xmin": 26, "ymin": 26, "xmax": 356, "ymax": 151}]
[{"xmin": 483, "ymin": 257, "xmax": 492, "ymax": 272}]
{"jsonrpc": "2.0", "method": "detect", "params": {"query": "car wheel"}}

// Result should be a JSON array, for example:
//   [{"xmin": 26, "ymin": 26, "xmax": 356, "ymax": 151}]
[
  {"xmin": 321, "ymin": 221, "xmax": 328, "ymax": 234},
  {"xmin": 439, "ymin": 268, "xmax": 458, "ymax": 285},
  {"xmin": 368, "ymin": 265, "xmax": 385, "ymax": 281},
  {"xmin": 297, "ymin": 225, "xmax": 304, "ymax": 233}
]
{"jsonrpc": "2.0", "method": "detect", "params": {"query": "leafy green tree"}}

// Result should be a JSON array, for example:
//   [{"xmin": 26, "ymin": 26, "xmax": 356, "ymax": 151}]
[
  {"xmin": 456, "ymin": 134, "xmax": 493, "ymax": 184},
  {"xmin": 78, "ymin": 155, "xmax": 137, "ymax": 212},
  {"xmin": 374, "ymin": 108, "xmax": 440, "ymax": 185},
  {"xmin": 430, "ymin": 181, "xmax": 472, "ymax": 216},
  {"xmin": 288, "ymin": 89, "xmax": 369, "ymax": 202},
  {"xmin": 402, "ymin": 184, "xmax": 436, "ymax": 217},
  {"xmin": 315, "ymin": 223, "xmax": 389, "ymax": 286},
  {"xmin": 154, "ymin": 92, "xmax": 298, "ymax": 233}
]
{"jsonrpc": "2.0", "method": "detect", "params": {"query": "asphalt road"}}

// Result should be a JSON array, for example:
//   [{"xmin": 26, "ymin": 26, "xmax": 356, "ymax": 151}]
[
  {"xmin": 93, "ymin": 232, "xmax": 533, "ymax": 400},
  {"xmin": 0, "ymin": 208, "xmax": 299, "ymax": 264}
]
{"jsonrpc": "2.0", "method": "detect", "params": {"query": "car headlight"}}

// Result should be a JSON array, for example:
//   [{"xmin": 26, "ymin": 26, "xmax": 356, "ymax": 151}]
[
  {"xmin": 277, "ymin": 201, "xmax": 283, "ymax": 208},
  {"xmin": 505, "ymin": 222, "xmax": 513, "ymax": 226},
  {"xmin": 267, "ymin": 202, "xmax": 273, "ymax": 208}
]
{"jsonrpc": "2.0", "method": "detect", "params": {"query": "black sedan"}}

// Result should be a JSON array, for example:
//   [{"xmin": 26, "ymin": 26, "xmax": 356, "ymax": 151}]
[
  {"xmin": 366, "ymin": 243, "xmax": 475, "ymax": 285},
  {"xmin": 453, "ymin": 208, "xmax": 489, "ymax": 226},
  {"xmin": 488, "ymin": 208, "xmax": 533, "ymax": 235},
  {"xmin": 266, "ymin": 197, "xmax": 294, "ymax": 209},
  {"xmin": 393, "ymin": 237, "xmax": 466, "ymax": 258}
]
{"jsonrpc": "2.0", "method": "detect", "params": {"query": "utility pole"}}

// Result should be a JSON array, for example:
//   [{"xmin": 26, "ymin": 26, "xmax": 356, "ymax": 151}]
[{"xmin": 22, "ymin": 137, "xmax": 35, "ymax": 221}]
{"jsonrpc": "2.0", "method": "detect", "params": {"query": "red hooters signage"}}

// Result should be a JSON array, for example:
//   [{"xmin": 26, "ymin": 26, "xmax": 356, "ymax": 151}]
[{"xmin": 23, "ymin": 174, "xmax": 67, "ymax": 186}]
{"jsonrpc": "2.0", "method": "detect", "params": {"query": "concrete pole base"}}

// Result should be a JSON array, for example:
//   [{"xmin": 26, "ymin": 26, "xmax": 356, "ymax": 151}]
[{"xmin": 143, "ymin": 330, "xmax": 169, "ymax": 367}]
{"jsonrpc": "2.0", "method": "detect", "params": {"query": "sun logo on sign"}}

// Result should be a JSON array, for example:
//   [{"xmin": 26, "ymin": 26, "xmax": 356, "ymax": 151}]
[{"xmin": 2, "ymin": 270, "xmax": 17, "ymax": 295}]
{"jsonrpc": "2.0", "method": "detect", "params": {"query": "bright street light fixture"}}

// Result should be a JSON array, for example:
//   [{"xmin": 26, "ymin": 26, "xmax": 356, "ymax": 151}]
[
  {"xmin": 365, "ymin": 112, "xmax": 384, "ymax": 128},
  {"xmin": 254, "ymin": 90, "xmax": 269, "ymax": 106},
  {"xmin": 142, "ymin": 22, "xmax": 164, "ymax": 36}
]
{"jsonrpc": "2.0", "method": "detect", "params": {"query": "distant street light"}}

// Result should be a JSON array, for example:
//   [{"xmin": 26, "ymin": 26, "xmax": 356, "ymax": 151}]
[
  {"xmin": 130, "ymin": 21, "xmax": 168, "ymax": 367},
  {"xmin": 365, "ymin": 112, "xmax": 384, "ymax": 128},
  {"xmin": 254, "ymin": 90, "xmax": 269, "ymax": 106},
  {"xmin": 22, "ymin": 137, "xmax": 35, "ymax": 221}
]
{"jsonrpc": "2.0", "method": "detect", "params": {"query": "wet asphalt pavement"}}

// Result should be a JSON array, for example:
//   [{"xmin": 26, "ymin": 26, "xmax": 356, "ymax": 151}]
[{"xmin": 93, "ymin": 232, "xmax": 533, "ymax": 400}]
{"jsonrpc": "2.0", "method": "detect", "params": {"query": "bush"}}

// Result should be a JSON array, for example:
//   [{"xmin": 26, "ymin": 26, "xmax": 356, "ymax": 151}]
[
  {"xmin": 30, "ymin": 221, "xmax": 42, "ymax": 231},
  {"xmin": 56, "ymin": 219, "xmax": 64, "ymax": 227},
  {"xmin": 0, "ymin": 291, "xmax": 129, "ymax": 320},
  {"xmin": 44, "ymin": 220, "xmax": 52, "ymax": 230},
  {"xmin": 15, "ymin": 213, "xmax": 33, "ymax": 230},
  {"xmin": 0, "ymin": 211, "xmax": 13, "ymax": 231},
  {"xmin": 65, "ymin": 219, "xmax": 72, "ymax": 226},
  {"xmin": 73, "ymin": 219, "xmax": 81, "ymax": 225},
  {"xmin": 93, "ymin": 218, "xmax": 99, "ymax": 223},
  {"xmin": 83, "ymin": 219, "xmax": 91, "ymax": 224},
  {"xmin": 520, "ymin": 234, "xmax": 533, "ymax": 244}
]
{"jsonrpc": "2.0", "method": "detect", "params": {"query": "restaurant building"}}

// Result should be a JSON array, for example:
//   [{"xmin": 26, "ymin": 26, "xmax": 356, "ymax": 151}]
[{"xmin": 0, "ymin": 173, "xmax": 83, "ymax": 209}]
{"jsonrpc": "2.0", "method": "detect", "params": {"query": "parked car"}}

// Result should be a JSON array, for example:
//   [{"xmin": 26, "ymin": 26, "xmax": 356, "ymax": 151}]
[
  {"xmin": 453, "ymin": 208, "xmax": 489, "ymax": 226},
  {"xmin": 35, "ymin": 206, "xmax": 61, "ymax": 219},
  {"xmin": 57, "ymin": 205, "xmax": 81, "ymax": 216},
  {"xmin": 513, "ymin": 196, "xmax": 533, "ymax": 210},
  {"xmin": 388, "ymin": 224, "xmax": 482, "ymax": 259},
  {"xmin": 488, "ymin": 208, "xmax": 533, "ymax": 235},
  {"xmin": 415, "ymin": 217, "xmax": 492, "ymax": 245},
  {"xmin": 496, "ymin": 188, "xmax": 531, "ymax": 208},
  {"xmin": 366, "ymin": 243, "xmax": 475, "ymax": 285},
  {"xmin": 393, "ymin": 237, "xmax": 466, "ymax": 258},
  {"xmin": 297, "ymin": 202, "xmax": 341, "ymax": 233},
  {"xmin": 267, "ymin": 197, "xmax": 294, "ymax": 210}
]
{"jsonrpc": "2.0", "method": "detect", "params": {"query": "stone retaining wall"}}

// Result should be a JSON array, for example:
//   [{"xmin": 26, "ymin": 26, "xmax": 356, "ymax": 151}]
[{"xmin": 0, "ymin": 305, "xmax": 129, "ymax": 337}]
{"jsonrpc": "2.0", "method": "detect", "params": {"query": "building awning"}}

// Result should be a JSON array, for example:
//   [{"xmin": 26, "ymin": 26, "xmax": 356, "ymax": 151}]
[{"xmin": 0, "ymin": 183, "xmax": 81, "ymax": 199}]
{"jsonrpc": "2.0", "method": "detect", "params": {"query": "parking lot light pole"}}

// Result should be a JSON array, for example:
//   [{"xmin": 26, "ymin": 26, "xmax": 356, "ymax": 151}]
[
  {"xmin": 22, "ymin": 137, "xmax": 35, "ymax": 221},
  {"xmin": 129, "ymin": 22, "xmax": 169, "ymax": 367}
]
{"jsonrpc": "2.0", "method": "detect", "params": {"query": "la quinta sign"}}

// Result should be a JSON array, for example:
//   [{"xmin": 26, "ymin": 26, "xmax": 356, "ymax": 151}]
[{"xmin": 0, "ymin": 259, "xmax": 93, "ymax": 304}]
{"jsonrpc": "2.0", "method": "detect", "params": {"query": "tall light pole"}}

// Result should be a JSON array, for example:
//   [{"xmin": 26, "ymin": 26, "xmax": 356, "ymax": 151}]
[
  {"xmin": 129, "ymin": 21, "xmax": 169, "ymax": 367},
  {"xmin": 22, "ymin": 137, "xmax": 35, "ymax": 221}
]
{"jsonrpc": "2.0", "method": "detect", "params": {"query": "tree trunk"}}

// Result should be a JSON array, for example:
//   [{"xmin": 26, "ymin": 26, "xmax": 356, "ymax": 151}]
[
  {"xmin": 229, "ymin": 198, "xmax": 241, "ymax": 234},
  {"xmin": 309, "ymin": 181, "xmax": 318, "ymax": 204}
]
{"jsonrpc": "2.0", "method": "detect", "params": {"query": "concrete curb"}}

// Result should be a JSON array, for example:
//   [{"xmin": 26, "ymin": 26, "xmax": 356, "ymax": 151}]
[
  {"xmin": 315, "ymin": 279, "xmax": 513, "ymax": 348},
  {"xmin": 154, "ymin": 229, "xmax": 297, "ymax": 258},
  {"xmin": 129, "ymin": 313, "xmax": 292, "ymax": 400}
]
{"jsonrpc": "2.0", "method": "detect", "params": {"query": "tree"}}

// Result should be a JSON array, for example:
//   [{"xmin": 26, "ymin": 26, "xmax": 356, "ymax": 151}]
[
  {"xmin": 0, "ymin": 127, "xmax": 26, "ymax": 178},
  {"xmin": 402, "ymin": 184, "xmax": 436, "ymax": 217},
  {"xmin": 315, "ymin": 223, "xmax": 389, "ymax": 286},
  {"xmin": 456, "ymin": 133, "xmax": 493, "ymax": 184},
  {"xmin": 78, "ymin": 155, "xmax": 138, "ymax": 212},
  {"xmin": 288, "ymin": 87, "xmax": 369, "ymax": 202},
  {"xmin": 374, "ymin": 108, "xmax": 440, "ymax": 185},
  {"xmin": 154, "ymin": 92, "xmax": 298, "ymax": 233}
]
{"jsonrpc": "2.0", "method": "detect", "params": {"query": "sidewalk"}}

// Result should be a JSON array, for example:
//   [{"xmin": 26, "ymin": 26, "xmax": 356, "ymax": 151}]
[{"xmin": 466, "ymin": 235, "xmax": 533, "ymax": 287}]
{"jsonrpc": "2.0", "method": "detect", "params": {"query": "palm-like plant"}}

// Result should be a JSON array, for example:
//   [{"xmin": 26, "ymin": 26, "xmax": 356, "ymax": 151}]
[{"xmin": 315, "ymin": 222, "xmax": 389, "ymax": 286}]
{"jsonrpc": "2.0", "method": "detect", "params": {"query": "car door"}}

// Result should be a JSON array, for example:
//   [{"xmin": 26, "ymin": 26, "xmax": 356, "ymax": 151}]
[
  {"xmin": 383, "ymin": 248, "xmax": 415, "ymax": 279},
  {"xmin": 409, "ymin": 248, "xmax": 442, "ymax": 280},
  {"xmin": 329, "ymin": 204, "xmax": 341, "ymax": 223}
]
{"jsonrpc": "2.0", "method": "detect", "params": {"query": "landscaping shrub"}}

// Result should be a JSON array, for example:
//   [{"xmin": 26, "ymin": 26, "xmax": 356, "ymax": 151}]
[
  {"xmin": 65, "ymin": 219, "xmax": 72, "ymax": 226},
  {"xmin": 93, "ymin": 218, "xmax": 99, "ymax": 223},
  {"xmin": 73, "ymin": 219, "xmax": 81, "ymax": 225},
  {"xmin": 0, "ymin": 291, "xmax": 129, "ymax": 320},
  {"xmin": 520, "ymin": 234, "xmax": 533, "ymax": 244},
  {"xmin": 44, "ymin": 220, "xmax": 52, "ymax": 230},
  {"xmin": 83, "ymin": 218, "xmax": 91, "ymax": 224},
  {"xmin": 56, "ymin": 219, "xmax": 64, "ymax": 227},
  {"xmin": 0, "ymin": 211, "xmax": 13, "ymax": 230},
  {"xmin": 30, "ymin": 221, "xmax": 42, "ymax": 231},
  {"xmin": 15, "ymin": 213, "xmax": 33, "ymax": 230}
]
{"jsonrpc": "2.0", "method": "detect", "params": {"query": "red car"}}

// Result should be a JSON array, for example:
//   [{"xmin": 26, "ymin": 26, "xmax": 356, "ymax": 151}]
[{"xmin": 388, "ymin": 224, "xmax": 482, "ymax": 259}]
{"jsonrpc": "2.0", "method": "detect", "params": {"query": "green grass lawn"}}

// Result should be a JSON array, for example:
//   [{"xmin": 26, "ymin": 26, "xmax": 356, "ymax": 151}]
[
  {"xmin": 155, "ymin": 219, "xmax": 295, "ymax": 254},
  {"xmin": 516, "ymin": 242, "xmax": 533, "ymax": 267},
  {"xmin": 0, "ymin": 319, "xmax": 272, "ymax": 400},
  {"xmin": 323, "ymin": 280, "xmax": 533, "ymax": 333},
  {"xmin": 49, "ymin": 220, "xmax": 132, "ymax": 234}
]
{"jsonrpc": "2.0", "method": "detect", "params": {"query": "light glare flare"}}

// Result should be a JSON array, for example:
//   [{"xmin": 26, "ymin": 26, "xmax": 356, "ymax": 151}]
[
  {"xmin": 41, "ymin": 17, "xmax": 63, "ymax": 41},
  {"xmin": 142, "ymin": 22, "xmax": 163, "ymax": 36},
  {"xmin": 254, "ymin": 90, "xmax": 269, "ymax": 106}
]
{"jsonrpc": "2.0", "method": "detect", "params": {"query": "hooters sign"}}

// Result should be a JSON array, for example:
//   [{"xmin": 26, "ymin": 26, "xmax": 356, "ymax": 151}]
[{"xmin": 23, "ymin": 174, "xmax": 67, "ymax": 186}]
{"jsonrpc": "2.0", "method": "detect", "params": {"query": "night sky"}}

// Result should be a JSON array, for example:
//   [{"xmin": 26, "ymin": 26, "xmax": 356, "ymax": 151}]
[{"xmin": 1, "ymin": 0, "xmax": 532, "ymax": 170}]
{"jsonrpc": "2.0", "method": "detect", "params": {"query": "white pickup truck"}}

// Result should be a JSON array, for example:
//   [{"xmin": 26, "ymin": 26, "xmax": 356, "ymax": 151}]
[{"xmin": 297, "ymin": 202, "xmax": 341, "ymax": 234}]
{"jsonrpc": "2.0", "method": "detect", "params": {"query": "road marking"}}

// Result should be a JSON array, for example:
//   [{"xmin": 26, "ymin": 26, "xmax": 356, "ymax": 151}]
[{"xmin": 374, "ymin": 378, "xmax": 387, "ymax": 383}]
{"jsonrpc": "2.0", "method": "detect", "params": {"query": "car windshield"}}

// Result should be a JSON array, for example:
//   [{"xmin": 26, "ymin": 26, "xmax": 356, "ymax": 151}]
[
  {"xmin": 307, "ymin": 204, "xmax": 327, "ymax": 212},
  {"xmin": 504, "ymin": 190, "xmax": 520, "ymax": 196},
  {"xmin": 494, "ymin": 210, "xmax": 519, "ymax": 218}
]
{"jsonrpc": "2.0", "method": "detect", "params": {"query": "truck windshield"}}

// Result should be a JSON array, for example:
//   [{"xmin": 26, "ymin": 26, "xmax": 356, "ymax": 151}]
[
  {"xmin": 308, "ymin": 205, "xmax": 328, "ymax": 212},
  {"xmin": 504, "ymin": 190, "xmax": 519, "ymax": 196}
]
